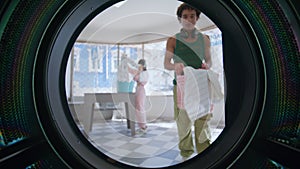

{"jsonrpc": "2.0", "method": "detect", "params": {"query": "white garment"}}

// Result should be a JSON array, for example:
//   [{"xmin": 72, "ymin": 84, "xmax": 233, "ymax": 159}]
[
  {"xmin": 117, "ymin": 57, "xmax": 137, "ymax": 82},
  {"xmin": 207, "ymin": 69, "xmax": 224, "ymax": 103},
  {"xmin": 138, "ymin": 71, "xmax": 149, "ymax": 84},
  {"xmin": 183, "ymin": 67, "xmax": 223, "ymax": 122}
]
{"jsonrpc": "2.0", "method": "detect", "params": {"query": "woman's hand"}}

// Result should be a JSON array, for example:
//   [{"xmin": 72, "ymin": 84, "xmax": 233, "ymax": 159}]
[{"xmin": 175, "ymin": 63, "xmax": 184, "ymax": 75}]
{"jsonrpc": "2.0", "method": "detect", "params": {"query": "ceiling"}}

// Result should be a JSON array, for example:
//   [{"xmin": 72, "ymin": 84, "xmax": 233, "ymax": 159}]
[{"xmin": 77, "ymin": 0, "xmax": 216, "ymax": 44}]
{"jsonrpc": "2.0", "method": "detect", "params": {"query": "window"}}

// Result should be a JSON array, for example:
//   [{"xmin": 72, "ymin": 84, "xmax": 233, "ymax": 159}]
[
  {"xmin": 73, "ymin": 47, "xmax": 81, "ymax": 72},
  {"xmin": 110, "ymin": 47, "xmax": 119, "ymax": 73},
  {"xmin": 88, "ymin": 45, "xmax": 104, "ymax": 73}
]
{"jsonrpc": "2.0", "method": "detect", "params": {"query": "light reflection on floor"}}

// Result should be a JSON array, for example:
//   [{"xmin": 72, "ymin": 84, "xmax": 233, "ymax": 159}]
[{"xmin": 82, "ymin": 120, "xmax": 223, "ymax": 168}]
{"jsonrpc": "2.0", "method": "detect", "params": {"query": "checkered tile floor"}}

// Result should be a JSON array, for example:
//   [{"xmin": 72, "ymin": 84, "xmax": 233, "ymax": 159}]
[{"xmin": 85, "ymin": 120, "xmax": 223, "ymax": 168}]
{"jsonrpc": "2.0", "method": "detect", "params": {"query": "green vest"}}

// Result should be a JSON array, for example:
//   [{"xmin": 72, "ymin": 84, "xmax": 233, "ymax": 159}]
[
  {"xmin": 174, "ymin": 32, "xmax": 205, "ymax": 69},
  {"xmin": 173, "ymin": 32, "xmax": 206, "ymax": 85}
]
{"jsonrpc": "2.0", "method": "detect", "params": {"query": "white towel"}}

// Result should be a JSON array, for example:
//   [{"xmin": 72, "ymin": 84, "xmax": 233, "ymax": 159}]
[
  {"xmin": 183, "ymin": 67, "xmax": 211, "ymax": 122},
  {"xmin": 207, "ymin": 70, "xmax": 224, "ymax": 103},
  {"xmin": 139, "ymin": 71, "xmax": 149, "ymax": 84},
  {"xmin": 117, "ymin": 57, "xmax": 138, "ymax": 82}
]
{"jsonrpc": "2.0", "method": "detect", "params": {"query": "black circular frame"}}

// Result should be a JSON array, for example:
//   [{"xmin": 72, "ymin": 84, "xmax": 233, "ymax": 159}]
[{"xmin": 1, "ymin": 0, "xmax": 299, "ymax": 169}]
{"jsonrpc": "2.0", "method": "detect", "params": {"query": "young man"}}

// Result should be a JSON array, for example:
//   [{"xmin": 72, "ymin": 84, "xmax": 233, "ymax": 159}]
[{"xmin": 164, "ymin": 3, "xmax": 213, "ymax": 159}]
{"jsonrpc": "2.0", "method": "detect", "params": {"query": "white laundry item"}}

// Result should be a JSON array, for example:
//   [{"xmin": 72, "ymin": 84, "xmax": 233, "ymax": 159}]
[
  {"xmin": 207, "ymin": 70, "xmax": 224, "ymax": 103},
  {"xmin": 117, "ymin": 56, "xmax": 138, "ymax": 93},
  {"xmin": 117, "ymin": 57, "xmax": 137, "ymax": 82},
  {"xmin": 138, "ymin": 71, "xmax": 149, "ymax": 84},
  {"xmin": 183, "ymin": 67, "xmax": 211, "ymax": 122}
]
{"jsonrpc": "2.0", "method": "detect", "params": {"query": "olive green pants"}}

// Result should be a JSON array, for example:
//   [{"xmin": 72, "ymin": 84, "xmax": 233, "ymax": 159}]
[{"xmin": 173, "ymin": 86, "xmax": 212, "ymax": 157}]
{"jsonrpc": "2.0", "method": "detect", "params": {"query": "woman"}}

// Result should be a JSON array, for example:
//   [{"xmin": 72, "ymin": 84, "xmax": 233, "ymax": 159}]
[{"xmin": 128, "ymin": 59, "xmax": 149, "ymax": 135}]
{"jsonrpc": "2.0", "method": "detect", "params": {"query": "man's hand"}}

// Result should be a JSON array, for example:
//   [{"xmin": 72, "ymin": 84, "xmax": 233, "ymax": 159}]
[
  {"xmin": 201, "ymin": 62, "xmax": 210, "ymax": 70},
  {"xmin": 175, "ymin": 63, "xmax": 184, "ymax": 75}
]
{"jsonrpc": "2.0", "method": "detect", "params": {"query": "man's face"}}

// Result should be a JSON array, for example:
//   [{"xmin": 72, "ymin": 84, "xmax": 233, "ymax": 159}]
[{"xmin": 180, "ymin": 9, "xmax": 198, "ymax": 30}]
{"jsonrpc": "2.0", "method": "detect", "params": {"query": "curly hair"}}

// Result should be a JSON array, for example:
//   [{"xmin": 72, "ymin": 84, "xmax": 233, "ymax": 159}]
[{"xmin": 176, "ymin": 3, "xmax": 201, "ymax": 19}]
